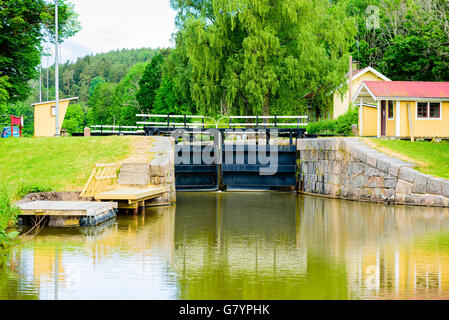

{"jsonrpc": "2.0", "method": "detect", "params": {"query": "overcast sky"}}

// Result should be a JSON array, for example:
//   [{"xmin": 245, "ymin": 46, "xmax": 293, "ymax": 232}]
[{"xmin": 44, "ymin": 0, "xmax": 177, "ymax": 67}]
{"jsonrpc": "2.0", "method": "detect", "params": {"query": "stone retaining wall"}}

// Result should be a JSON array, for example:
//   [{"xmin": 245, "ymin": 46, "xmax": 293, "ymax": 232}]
[
  {"xmin": 297, "ymin": 138, "xmax": 449, "ymax": 207},
  {"xmin": 117, "ymin": 136, "xmax": 176, "ymax": 206}
]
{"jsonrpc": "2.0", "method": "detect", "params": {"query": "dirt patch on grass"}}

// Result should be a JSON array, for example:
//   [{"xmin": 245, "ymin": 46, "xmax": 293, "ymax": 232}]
[{"xmin": 16, "ymin": 191, "xmax": 93, "ymax": 205}]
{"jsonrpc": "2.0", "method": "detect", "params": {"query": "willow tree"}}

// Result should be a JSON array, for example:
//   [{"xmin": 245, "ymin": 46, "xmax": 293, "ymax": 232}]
[{"xmin": 170, "ymin": 0, "xmax": 355, "ymax": 117}]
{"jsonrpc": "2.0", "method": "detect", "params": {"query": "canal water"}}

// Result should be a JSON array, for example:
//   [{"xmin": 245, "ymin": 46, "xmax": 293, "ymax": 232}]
[{"xmin": 2, "ymin": 192, "xmax": 449, "ymax": 300}]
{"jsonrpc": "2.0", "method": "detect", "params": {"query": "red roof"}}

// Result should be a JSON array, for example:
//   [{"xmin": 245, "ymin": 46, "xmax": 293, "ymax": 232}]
[{"xmin": 364, "ymin": 81, "xmax": 449, "ymax": 99}]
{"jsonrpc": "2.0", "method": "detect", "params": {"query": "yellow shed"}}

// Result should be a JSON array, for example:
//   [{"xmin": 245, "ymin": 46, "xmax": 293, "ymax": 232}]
[
  {"xmin": 353, "ymin": 81, "xmax": 449, "ymax": 138},
  {"xmin": 333, "ymin": 66, "xmax": 390, "ymax": 119},
  {"xmin": 32, "ymin": 97, "xmax": 78, "ymax": 137}
]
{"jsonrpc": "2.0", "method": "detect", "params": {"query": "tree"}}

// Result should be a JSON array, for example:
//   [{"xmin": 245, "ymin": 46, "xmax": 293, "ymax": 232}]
[
  {"xmin": 88, "ymin": 76, "xmax": 105, "ymax": 97},
  {"xmin": 153, "ymin": 77, "xmax": 191, "ymax": 115},
  {"xmin": 0, "ymin": 0, "xmax": 80, "ymax": 103},
  {"xmin": 88, "ymin": 82, "xmax": 117, "ymax": 125},
  {"xmin": 348, "ymin": 0, "xmax": 449, "ymax": 81},
  {"xmin": 136, "ymin": 54, "xmax": 165, "ymax": 112},
  {"xmin": 170, "ymin": 0, "xmax": 356, "ymax": 117},
  {"xmin": 62, "ymin": 103, "xmax": 86, "ymax": 134},
  {"xmin": 114, "ymin": 62, "xmax": 148, "ymax": 125}
]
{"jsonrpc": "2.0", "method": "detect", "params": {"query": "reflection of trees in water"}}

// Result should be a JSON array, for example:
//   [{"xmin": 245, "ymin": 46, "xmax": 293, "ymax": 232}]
[
  {"xmin": 171, "ymin": 193, "xmax": 449, "ymax": 300},
  {"xmin": 1, "ymin": 206, "xmax": 176, "ymax": 300},
  {"xmin": 172, "ymin": 192, "xmax": 349, "ymax": 299},
  {"xmin": 301, "ymin": 196, "xmax": 449, "ymax": 299},
  {"xmin": 4, "ymin": 192, "xmax": 449, "ymax": 299}
]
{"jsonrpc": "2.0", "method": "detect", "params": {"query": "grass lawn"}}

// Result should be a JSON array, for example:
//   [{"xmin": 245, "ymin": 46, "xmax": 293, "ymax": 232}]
[
  {"xmin": 0, "ymin": 136, "xmax": 134, "ymax": 194},
  {"xmin": 369, "ymin": 139, "xmax": 449, "ymax": 179}
]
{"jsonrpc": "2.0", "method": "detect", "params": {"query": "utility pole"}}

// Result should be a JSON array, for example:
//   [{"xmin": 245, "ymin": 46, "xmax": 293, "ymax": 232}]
[
  {"xmin": 54, "ymin": 0, "xmax": 60, "ymax": 136},
  {"xmin": 39, "ymin": 63, "xmax": 42, "ymax": 102},
  {"xmin": 47, "ymin": 47, "xmax": 50, "ymax": 101}
]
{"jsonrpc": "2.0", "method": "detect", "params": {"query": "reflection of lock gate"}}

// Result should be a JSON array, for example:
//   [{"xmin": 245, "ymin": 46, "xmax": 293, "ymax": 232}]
[{"xmin": 137, "ymin": 114, "xmax": 308, "ymax": 191}]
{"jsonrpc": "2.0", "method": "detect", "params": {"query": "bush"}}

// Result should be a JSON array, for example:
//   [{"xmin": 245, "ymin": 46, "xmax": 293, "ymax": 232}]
[
  {"xmin": 307, "ymin": 108, "xmax": 358, "ymax": 136},
  {"xmin": 0, "ymin": 185, "xmax": 20, "ymax": 268},
  {"xmin": 15, "ymin": 181, "xmax": 53, "ymax": 199}
]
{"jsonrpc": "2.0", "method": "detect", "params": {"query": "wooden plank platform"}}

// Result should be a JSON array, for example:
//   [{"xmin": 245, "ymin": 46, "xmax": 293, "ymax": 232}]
[
  {"xmin": 94, "ymin": 187, "xmax": 166, "ymax": 202},
  {"xmin": 18, "ymin": 201, "xmax": 118, "ymax": 216}
]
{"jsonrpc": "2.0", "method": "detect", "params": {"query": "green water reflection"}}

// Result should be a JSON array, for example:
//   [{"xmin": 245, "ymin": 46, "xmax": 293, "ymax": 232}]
[{"xmin": 2, "ymin": 192, "xmax": 449, "ymax": 300}]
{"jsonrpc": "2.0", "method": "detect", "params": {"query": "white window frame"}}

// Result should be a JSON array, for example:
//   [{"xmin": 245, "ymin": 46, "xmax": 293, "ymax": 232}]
[
  {"xmin": 387, "ymin": 100, "xmax": 394, "ymax": 120},
  {"xmin": 415, "ymin": 102, "xmax": 442, "ymax": 120},
  {"xmin": 51, "ymin": 106, "xmax": 56, "ymax": 117}
]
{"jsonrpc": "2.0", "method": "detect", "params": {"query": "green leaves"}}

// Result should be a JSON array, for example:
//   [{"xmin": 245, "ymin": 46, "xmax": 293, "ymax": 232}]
[
  {"xmin": 171, "ymin": 0, "xmax": 355, "ymax": 116},
  {"xmin": 0, "ymin": 0, "xmax": 80, "ymax": 103},
  {"xmin": 349, "ymin": 0, "xmax": 449, "ymax": 82},
  {"xmin": 6, "ymin": 231, "xmax": 19, "ymax": 241},
  {"xmin": 137, "ymin": 54, "xmax": 165, "ymax": 112}
]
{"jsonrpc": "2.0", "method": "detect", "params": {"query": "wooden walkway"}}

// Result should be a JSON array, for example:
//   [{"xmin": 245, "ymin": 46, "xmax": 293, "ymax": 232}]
[
  {"xmin": 18, "ymin": 201, "xmax": 117, "ymax": 216},
  {"xmin": 17, "ymin": 201, "xmax": 118, "ymax": 227},
  {"xmin": 94, "ymin": 186, "xmax": 167, "ymax": 210}
]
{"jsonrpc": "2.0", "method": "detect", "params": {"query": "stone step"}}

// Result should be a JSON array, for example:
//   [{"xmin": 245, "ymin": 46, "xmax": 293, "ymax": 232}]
[
  {"xmin": 117, "ymin": 171, "xmax": 150, "ymax": 185},
  {"xmin": 120, "ymin": 163, "xmax": 150, "ymax": 173}
]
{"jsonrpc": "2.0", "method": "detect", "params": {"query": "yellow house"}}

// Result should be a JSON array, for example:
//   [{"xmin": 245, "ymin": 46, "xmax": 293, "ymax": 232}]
[
  {"xmin": 333, "ymin": 67, "xmax": 391, "ymax": 119},
  {"xmin": 353, "ymin": 81, "xmax": 449, "ymax": 138},
  {"xmin": 32, "ymin": 97, "xmax": 78, "ymax": 137}
]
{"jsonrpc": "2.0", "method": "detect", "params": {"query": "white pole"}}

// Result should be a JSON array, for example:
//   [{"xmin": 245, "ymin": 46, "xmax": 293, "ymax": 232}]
[
  {"xmin": 54, "ymin": 0, "xmax": 60, "ymax": 136},
  {"xmin": 46, "ymin": 48, "xmax": 49, "ymax": 101},
  {"xmin": 39, "ymin": 63, "xmax": 42, "ymax": 102}
]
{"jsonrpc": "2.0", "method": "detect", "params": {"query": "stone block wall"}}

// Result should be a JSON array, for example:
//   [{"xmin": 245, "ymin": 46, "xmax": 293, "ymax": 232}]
[
  {"xmin": 147, "ymin": 136, "xmax": 176, "ymax": 206},
  {"xmin": 117, "ymin": 136, "xmax": 176, "ymax": 206},
  {"xmin": 298, "ymin": 138, "xmax": 449, "ymax": 207}
]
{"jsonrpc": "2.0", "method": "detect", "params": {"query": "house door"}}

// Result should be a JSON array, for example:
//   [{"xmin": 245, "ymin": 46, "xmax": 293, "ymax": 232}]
[{"xmin": 381, "ymin": 101, "xmax": 386, "ymax": 136}]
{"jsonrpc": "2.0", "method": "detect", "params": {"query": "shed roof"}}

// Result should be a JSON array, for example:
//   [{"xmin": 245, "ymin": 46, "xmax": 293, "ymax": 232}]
[
  {"xmin": 32, "ymin": 97, "xmax": 78, "ymax": 106},
  {"xmin": 353, "ymin": 81, "xmax": 449, "ymax": 101}
]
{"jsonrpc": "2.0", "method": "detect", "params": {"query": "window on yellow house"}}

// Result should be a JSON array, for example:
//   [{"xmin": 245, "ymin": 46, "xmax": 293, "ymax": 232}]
[
  {"xmin": 388, "ymin": 101, "xmax": 394, "ymax": 119},
  {"xmin": 417, "ymin": 102, "xmax": 428, "ymax": 118},
  {"xmin": 430, "ymin": 103, "xmax": 441, "ymax": 118},
  {"xmin": 417, "ymin": 102, "xmax": 441, "ymax": 119}
]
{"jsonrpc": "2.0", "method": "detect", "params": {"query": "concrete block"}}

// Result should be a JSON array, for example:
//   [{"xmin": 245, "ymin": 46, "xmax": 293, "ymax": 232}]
[
  {"xmin": 117, "ymin": 172, "xmax": 150, "ymax": 185},
  {"xmin": 120, "ymin": 163, "xmax": 150, "ymax": 174},
  {"xmin": 349, "ymin": 188, "xmax": 362, "ymax": 199},
  {"xmin": 406, "ymin": 194, "xmax": 425, "ymax": 205},
  {"xmin": 372, "ymin": 188, "xmax": 384, "ymax": 201},
  {"xmin": 396, "ymin": 179, "xmax": 413, "ymax": 194},
  {"xmin": 376, "ymin": 157, "xmax": 391, "ymax": 173},
  {"xmin": 412, "ymin": 172, "xmax": 428, "ymax": 194},
  {"xmin": 442, "ymin": 180, "xmax": 449, "ymax": 198},
  {"xmin": 365, "ymin": 165, "xmax": 381, "ymax": 177},
  {"xmin": 366, "ymin": 153, "xmax": 379, "ymax": 168},
  {"xmin": 427, "ymin": 177, "xmax": 443, "ymax": 195},
  {"xmin": 388, "ymin": 162, "xmax": 402, "ymax": 177},
  {"xmin": 352, "ymin": 175, "xmax": 367, "ymax": 188},
  {"xmin": 352, "ymin": 162, "xmax": 365, "ymax": 175},
  {"xmin": 383, "ymin": 188, "xmax": 395, "ymax": 201},
  {"xmin": 361, "ymin": 188, "xmax": 373, "ymax": 200},
  {"xmin": 395, "ymin": 194, "xmax": 406, "ymax": 203},
  {"xmin": 367, "ymin": 176, "xmax": 383, "ymax": 188},
  {"xmin": 384, "ymin": 178, "xmax": 397, "ymax": 189},
  {"xmin": 398, "ymin": 167, "xmax": 416, "ymax": 184}
]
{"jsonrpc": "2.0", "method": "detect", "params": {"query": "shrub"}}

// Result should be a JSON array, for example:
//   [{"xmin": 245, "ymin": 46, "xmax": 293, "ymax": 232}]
[
  {"xmin": 15, "ymin": 181, "xmax": 54, "ymax": 199},
  {"xmin": 0, "ymin": 185, "xmax": 20, "ymax": 268},
  {"xmin": 307, "ymin": 108, "xmax": 358, "ymax": 136}
]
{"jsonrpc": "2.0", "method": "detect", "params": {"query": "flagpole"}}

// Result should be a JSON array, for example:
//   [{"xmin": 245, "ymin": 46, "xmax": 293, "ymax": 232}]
[{"xmin": 54, "ymin": 0, "xmax": 60, "ymax": 136}]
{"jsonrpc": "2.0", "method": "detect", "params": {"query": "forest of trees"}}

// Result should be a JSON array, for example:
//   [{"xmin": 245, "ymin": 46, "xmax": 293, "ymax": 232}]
[{"xmin": 2, "ymin": 0, "xmax": 449, "ymax": 135}]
